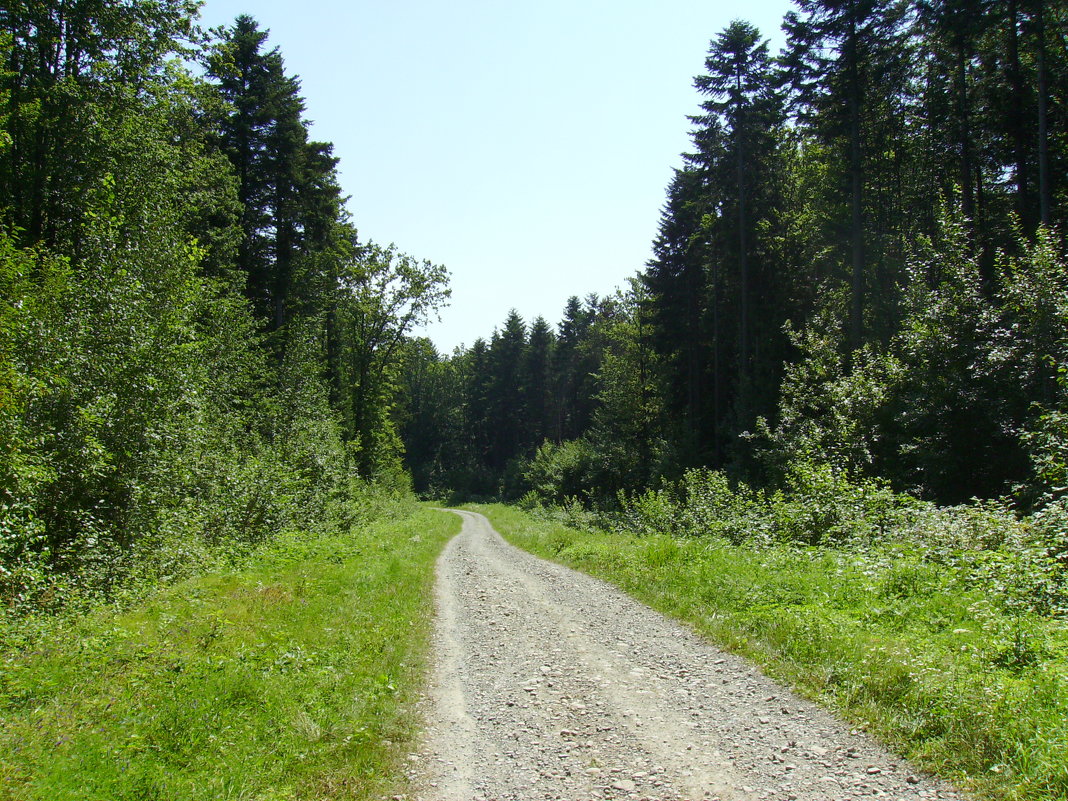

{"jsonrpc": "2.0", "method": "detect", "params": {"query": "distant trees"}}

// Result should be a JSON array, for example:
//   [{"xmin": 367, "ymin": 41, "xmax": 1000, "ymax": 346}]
[
  {"xmin": 401, "ymin": 2, "xmax": 1068, "ymax": 510},
  {"xmin": 399, "ymin": 296, "xmax": 613, "ymax": 498}
]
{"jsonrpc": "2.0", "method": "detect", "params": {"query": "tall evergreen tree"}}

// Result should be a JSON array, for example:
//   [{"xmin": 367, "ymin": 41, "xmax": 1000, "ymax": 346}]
[
  {"xmin": 643, "ymin": 167, "xmax": 715, "ymax": 465},
  {"xmin": 917, "ymin": 1, "xmax": 994, "ymax": 241},
  {"xmin": 486, "ymin": 310, "xmax": 528, "ymax": 471},
  {"xmin": 783, "ymin": 0, "xmax": 911, "ymax": 348},
  {"xmin": 553, "ymin": 296, "xmax": 600, "ymax": 441},
  {"xmin": 693, "ymin": 20, "xmax": 786, "ymax": 428},
  {"xmin": 525, "ymin": 316, "xmax": 556, "ymax": 448},
  {"xmin": 207, "ymin": 15, "xmax": 347, "ymax": 332}
]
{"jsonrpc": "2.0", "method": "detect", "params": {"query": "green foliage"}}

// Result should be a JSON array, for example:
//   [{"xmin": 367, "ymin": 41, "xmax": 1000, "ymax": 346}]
[
  {"xmin": 331, "ymin": 243, "xmax": 450, "ymax": 479},
  {"xmin": 0, "ymin": 4, "xmax": 447, "ymax": 618},
  {"xmin": 534, "ymin": 460, "xmax": 1067, "ymax": 620},
  {"xmin": 0, "ymin": 0, "xmax": 202, "ymax": 249},
  {"xmin": 752, "ymin": 210, "xmax": 1068, "ymax": 505},
  {"xmin": 753, "ymin": 295, "xmax": 898, "ymax": 482},
  {"xmin": 522, "ymin": 439, "xmax": 599, "ymax": 506},
  {"xmin": 0, "ymin": 188, "xmax": 353, "ymax": 612}
]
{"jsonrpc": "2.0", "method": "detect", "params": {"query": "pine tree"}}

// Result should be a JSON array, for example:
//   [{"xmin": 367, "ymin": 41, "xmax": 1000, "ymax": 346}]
[
  {"xmin": 693, "ymin": 19, "xmax": 785, "ymax": 428},
  {"xmin": 207, "ymin": 15, "xmax": 347, "ymax": 332},
  {"xmin": 783, "ymin": 0, "xmax": 911, "ymax": 348}
]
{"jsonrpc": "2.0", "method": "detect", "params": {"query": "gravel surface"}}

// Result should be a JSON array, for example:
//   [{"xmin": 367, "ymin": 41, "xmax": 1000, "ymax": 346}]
[{"xmin": 407, "ymin": 509, "xmax": 966, "ymax": 801}]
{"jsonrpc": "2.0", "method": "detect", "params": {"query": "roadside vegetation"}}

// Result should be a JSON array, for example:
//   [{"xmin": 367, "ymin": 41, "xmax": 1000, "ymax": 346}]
[
  {"xmin": 0, "ymin": 500, "xmax": 458, "ymax": 800},
  {"xmin": 1, "ymin": 3, "xmax": 449, "ymax": 620},
  {"xmin": 2, "ymin": 6, "xmax": 454, "ymax": 799},
  {"xmin": 479, "ymin": 499, "xmax": 1067, "ymax": 801}
]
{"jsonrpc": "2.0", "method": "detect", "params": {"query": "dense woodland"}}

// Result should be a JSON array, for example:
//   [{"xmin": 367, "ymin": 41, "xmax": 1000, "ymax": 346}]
[
  {"xmin": 401, "ymin": 0, "xmax": 1068, "ymax": 518},
  {"xmin": 0, "ymin": 2, "xmax": 448, "ymax": 611},
  {"xmin": 3, "ymin": 0, "xmax": 1068, "ymax": 614}
]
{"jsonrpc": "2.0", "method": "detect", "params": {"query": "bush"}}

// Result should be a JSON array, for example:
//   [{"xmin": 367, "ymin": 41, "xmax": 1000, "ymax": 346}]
[{"xmin": 522, "ymin": 438, "xmax": 599, "ymax": 504}]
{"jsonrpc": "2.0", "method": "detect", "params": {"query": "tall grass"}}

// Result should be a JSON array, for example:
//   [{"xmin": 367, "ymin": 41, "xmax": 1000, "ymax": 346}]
[{"xmin": 0, "ymin": 503, "xmax": 459, "ymax": 800}]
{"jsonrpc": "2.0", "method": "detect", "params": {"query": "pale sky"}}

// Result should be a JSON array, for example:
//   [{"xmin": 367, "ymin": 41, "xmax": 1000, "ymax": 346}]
[{"xmin": 195, "ymin": 0, "xmax": 796, "ymax": 353}]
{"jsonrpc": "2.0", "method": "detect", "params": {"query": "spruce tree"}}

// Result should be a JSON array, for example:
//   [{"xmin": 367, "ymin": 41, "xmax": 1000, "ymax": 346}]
[
  {"xmin": 642, "ymin": 166, "xmax": 716, "ymax": 465},
  {"xmin": 693, "ymin": 20, "xmax": 785, "ymax": 428},
  {"xmin": 783, "ymin": 0, "xmax": 911, "ymax": 348},
  {"xmin": 525, "ymin": 316, "xmax": 557, "ymax": 449},
  {"xmin": 207, "ymin": 15, "xmax": 346, "ymax": 332}
]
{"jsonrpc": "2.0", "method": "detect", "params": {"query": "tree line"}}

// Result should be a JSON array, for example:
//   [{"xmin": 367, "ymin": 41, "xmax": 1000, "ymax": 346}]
[
  {"xmin": 400, "ymin": 0, "xmax": 1068, "ymax": 511},
  {"xmin": 0, "ymin": 2, "xmax": 448, "ymax": 610}
]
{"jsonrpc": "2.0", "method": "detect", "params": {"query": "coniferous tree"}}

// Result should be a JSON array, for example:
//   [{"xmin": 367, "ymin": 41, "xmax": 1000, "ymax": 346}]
[
  {"xmin": 394, "ymin": 4, "xmax": 1068, "ymax": 509},
  {"xmin": 643, "ymin": 167, "xmax": 715, "ymax": 466},
  {"xmin": 783, "ymin": 0, "xmax": 911, "ymax": 348},
  {"xmin": 525, "ymin": 316, "xmax": 556, "ymax": 448},
  {"xmin": 693, "ymin": 20, "xmax": 786, "ymax": 432},
  {"xmin": 553, "ymin": 296, "xmax": 600, "ymax": 441},
  {"xmin": 207, "ymin": 15, "xmax": 347, "ymax": 333},
  {"xmin": 487, "ymin": 310, "xmax": 528, "ymax": 471},
  {"xmin": 917, "ymin": 1, "xmax": 993, "ymax": 242}
]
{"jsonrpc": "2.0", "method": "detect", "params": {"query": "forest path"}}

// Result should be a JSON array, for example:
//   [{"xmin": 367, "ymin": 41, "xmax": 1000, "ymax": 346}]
[{"xmin": 409, "ymin": 509, "xmax": 963, "ymax": 801}]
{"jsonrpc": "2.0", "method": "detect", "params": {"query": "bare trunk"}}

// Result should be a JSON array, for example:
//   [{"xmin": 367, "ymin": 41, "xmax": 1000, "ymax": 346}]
[
  {"xmin": 955, "ymin": 40, "xmax": 975, "ymax": 230},
  {"xmin": 736, "ymin": 115, "xmax": 749, "ymax": 402},
  {"xmin": 1007, "ymin": 0, "xmax": 1031, "ymax": 225},
  {"xmin": 848, "ymin": 20, "xmax": 865, "ymax": 352},
  {"xmin": 1036, "ymin": 1, "xmax": 1051, "ymax": 226}
]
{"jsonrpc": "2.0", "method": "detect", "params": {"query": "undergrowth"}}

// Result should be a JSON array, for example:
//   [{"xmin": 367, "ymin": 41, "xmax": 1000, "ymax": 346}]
[{"xmin": 478, "ymin": 497, "xmax": 1068, "ymax": 801}]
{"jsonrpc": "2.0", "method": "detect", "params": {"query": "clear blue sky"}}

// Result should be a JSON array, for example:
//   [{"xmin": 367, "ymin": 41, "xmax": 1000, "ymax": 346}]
[{"xmin": 195, "ymin": 0, "xmax": 796, "ymax": 353}]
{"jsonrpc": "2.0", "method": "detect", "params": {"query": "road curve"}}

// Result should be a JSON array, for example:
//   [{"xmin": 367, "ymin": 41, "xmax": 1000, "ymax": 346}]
[{"xmin": 409, "ymin": 509, "xmax": 964, "ymax": 801}]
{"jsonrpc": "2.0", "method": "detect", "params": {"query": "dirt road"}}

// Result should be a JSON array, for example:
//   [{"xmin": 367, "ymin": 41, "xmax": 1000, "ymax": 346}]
[{"xmin": 410, "ymin": 509, "xmax": 964, "ymax": 801}]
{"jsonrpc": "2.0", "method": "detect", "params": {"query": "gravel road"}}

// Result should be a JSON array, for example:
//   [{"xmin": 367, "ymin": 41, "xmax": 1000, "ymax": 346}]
[{"xmin": 408, "ymin": 509, "xmax": 966, "ymax": 801}]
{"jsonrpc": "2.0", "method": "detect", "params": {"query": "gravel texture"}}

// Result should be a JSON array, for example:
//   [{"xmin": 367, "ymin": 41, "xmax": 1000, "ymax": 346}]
[{"xmin": 407, "ymin": 509, "xmax": 966, "ymax": 801}]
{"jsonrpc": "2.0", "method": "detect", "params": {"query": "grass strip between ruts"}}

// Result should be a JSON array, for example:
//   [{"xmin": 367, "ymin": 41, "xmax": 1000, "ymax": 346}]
[
  {"xmin": 0, "ymin": 506, "xmax": 459, "ymax": 801},
  {"xmin": 475, "ymin": 503, "xmax": 1068, "ymax": 801}
]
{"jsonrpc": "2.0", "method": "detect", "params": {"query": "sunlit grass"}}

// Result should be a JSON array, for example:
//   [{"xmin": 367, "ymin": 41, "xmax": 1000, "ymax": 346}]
[
  {"xmin": 0, "ymin": 507, "xmax": 459, "ymax": 801},
  {"xmin": 477, "ymin": 503, "xmax": 1068, "ymax": 801}
]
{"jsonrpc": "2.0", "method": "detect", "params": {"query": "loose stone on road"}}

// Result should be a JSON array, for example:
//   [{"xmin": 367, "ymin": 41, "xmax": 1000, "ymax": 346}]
[{"xmin": 409, "ymin": 509, "xmax": 964, "ymax": 801}]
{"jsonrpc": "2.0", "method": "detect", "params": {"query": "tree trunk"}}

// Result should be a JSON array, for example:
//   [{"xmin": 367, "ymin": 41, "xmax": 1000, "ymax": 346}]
[
  {"xmin": 1006, "ymin": 0, "xmax": 1031, "ymax": 226},
  {"xmin": 736, "ymin": 112, "xmax": 750, "ymax": 421},
  {"xmin": 848, "ymin": 11, "xmax": 865, "ymax": 352},
  {"xmin": 955, "ymin": 38, "xmax": 976, "ymax": 232},
  {"xmin": 1035, "ymin": 0, "xmax": 1051, "ymax": 226}
]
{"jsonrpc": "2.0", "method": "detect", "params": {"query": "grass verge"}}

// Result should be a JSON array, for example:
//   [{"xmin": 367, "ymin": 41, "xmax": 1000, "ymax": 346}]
[
  {"xmin": 0, "ymin": 505, "xmax": 459, "ymax": 801},
  {"xmin": 474, "ymin": 503, "xmax": 1068, "ymax": 801}
]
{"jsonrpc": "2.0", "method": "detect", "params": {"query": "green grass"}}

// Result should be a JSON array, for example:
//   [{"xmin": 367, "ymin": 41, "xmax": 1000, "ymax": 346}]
[
  {"xmin": 0, "ymin": 506, "xmax": 459, "ymax": 801},
  {"xmin": 474, "ymin": 503, "xmax": 1068, "ymax": 801}
]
